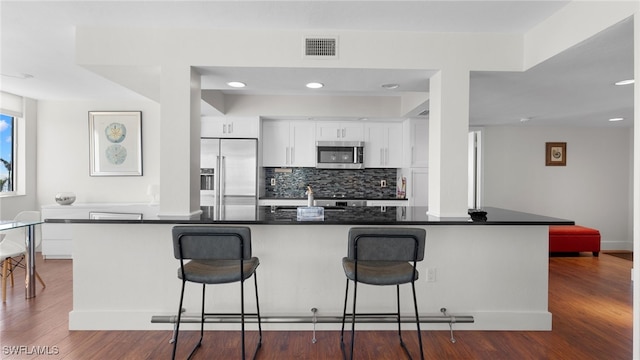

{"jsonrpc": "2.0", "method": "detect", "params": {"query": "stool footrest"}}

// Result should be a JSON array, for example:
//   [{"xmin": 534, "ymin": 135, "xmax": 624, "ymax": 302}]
[{"xmin": 153, "ymin": 313, "xmax": 474, "ymax": 324}]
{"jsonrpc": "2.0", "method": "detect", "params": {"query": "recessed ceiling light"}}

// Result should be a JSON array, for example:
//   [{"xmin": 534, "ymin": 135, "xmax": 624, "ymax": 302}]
[
  {"xmin": 306, "ymin": 82, "xmax": 323, "ymax": 89},
  {"xmin": 227, "ymin": 81, "xmax": 246, "ymax": 88},
  {"xmin": 519, "ymin": 117, "xmax": 531, "ymax": 122},
  {"xmin": 614, "ymin": 79, "xmax": 634, "ymax": 86},
  {"xmin": 381, "ymin": 83, "xmax": 399, "ymax": 90},
  {"xmin": 609, "ymin": 117, "xmax": 624, "ymax": 122}
]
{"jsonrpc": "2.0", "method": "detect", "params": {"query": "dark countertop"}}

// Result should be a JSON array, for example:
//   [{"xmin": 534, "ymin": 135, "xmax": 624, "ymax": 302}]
[
  {"xmin": 259, "ymin": 197, "xmax": 408, "ymax": 201},
  {"xmin": 44, "ymin": 206, "xmax": 574, "ymax": 226}
]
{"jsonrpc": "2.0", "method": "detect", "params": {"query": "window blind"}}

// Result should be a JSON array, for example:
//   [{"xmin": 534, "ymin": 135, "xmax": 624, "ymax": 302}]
[{"xmin": 0, "ymin": 91, "xmax": 23, "ymax": 117}]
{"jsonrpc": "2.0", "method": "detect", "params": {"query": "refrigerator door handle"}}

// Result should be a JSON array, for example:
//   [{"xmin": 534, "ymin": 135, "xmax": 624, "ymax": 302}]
[
  {"xmin": 216, "ymin": 155, "xmax": 222, "ymax": 219},
  {"xmin": 220, "ymin": 156, "xmax": 226, "ymax": 207}
]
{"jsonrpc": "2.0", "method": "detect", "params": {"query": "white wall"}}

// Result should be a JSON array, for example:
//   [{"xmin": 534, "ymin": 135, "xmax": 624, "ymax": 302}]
[
  {"xmin": 483, "ymin": 125, "xmax": 632, "ymax": 250},
  {"xmin": 36, "ymin": 100, "xmax": 161, "ymax": 206}
]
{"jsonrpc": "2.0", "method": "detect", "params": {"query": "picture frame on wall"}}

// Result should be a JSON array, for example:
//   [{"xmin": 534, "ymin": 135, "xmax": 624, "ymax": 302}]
[
  {"xmin": 89, "ymin": 111, "xmax": 142, "ymax": 176},
  {"xmin": 545, "ymin": 142, "xmax": 566, "ymax": 166}
]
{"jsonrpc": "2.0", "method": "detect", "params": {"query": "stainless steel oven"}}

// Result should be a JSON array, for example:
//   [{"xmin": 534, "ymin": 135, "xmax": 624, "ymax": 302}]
[{"xmin": 316, "ymin": 141, "xmax": 365, "ymax": 169}]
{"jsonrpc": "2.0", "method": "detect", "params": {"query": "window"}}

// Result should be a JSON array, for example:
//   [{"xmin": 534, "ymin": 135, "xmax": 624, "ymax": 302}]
[{"xmin": 0, "ymin": 113, "xmax": 14, "ymax": 193}]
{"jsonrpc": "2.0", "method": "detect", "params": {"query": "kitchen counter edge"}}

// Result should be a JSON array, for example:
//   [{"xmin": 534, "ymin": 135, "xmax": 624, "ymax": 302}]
[{"xmin": 44, "ymin": 206, "xmax": 574, "ymax": 226}]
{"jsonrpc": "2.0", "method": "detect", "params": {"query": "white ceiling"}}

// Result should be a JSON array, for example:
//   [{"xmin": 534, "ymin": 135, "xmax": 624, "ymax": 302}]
[{"xmin": 0, "ymin": 1, "xmax": 634, "ymax": 127}]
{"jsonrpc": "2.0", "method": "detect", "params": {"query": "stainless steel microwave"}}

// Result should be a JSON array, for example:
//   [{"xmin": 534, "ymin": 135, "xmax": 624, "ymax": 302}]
[{"xmin": 316, "ymin": 141, "xmax": 365, "ymax": 169}]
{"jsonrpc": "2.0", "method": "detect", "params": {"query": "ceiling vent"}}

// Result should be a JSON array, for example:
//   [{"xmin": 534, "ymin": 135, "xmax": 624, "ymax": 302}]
[{"xmin": 304, "ymin": 36, "xmax": 338, "ymax": 58}]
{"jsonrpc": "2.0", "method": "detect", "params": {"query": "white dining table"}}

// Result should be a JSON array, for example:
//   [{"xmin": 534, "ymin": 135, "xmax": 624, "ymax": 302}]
[{"xmin": 0, "ymin": 219, "xmax": 42, "ymax": 299}]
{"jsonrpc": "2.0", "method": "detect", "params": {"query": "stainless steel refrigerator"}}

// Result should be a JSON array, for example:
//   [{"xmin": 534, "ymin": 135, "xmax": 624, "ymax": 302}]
[{"xmin": 200, "ymin": 138, "xmax": 258, "ymax": 220}]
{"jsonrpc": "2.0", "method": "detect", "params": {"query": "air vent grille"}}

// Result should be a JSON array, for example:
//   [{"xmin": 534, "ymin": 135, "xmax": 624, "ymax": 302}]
[
  {"xmin": 418, "ymin": 109, "xmax": 429, "ymax": 116},
  {"xmin": 304, "ymin": 37, "xmax": 338, "ymax": 57}
]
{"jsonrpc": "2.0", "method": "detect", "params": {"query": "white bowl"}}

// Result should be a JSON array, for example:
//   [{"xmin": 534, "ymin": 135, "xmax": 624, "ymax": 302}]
[{"xmin": 55, "ymin": 192, "xmax": 76, "ymax": 205}]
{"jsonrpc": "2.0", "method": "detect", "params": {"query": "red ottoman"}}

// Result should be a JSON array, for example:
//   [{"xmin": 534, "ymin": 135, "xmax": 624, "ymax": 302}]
[{"xmin": 549, "ymin": 225, "xmax": 601, "ymax": 256}]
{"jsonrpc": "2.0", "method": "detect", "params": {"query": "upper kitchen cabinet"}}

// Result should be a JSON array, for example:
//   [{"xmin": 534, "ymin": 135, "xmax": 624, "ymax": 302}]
[
  {"xmin": 364, "ymin": 122, "xmax": 403, "ymax": 168},
  {"xmin": 316, "ymin": 121, "xmax": 364, "ymax": 141},
  {"xmin": 201, "ymin": 116, "xmax": 260, "ymax": 138},
  {"xmin": 404, "ymin": 119, "xmax": 428, "ymax": 168},
  {"xmin": 262, "ymin": 120, "xmax": 316, "ymax": 167}
]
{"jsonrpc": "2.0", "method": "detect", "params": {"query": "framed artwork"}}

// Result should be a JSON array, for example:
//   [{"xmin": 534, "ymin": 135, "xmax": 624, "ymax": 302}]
[
  {"xmin": 545, "ymin": 142, "xmax": 566, "ymax": 166},
  {"xmin": 89, "ymin": 111, "xmax": 142, "ymax": 176}
]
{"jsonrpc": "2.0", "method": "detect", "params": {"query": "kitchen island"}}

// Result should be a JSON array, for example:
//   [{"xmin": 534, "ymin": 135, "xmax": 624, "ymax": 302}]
[{"xmin": 46, "ymin": 206, "xmax": 572, "ymax": 332}]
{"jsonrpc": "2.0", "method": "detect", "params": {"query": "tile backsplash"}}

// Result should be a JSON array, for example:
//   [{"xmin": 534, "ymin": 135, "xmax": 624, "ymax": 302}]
[{"xmin": 263, "ymin": 167, "xmax": 400, "ymax": 199}]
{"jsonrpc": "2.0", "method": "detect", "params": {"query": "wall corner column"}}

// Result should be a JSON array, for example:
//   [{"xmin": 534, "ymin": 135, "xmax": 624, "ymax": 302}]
[
  {"xmin": 427, "ymin": 69, "xmax": 471, "ymax": 218},
  {"xmin": 632, "ymin": 9, "xmax": 640, "ymax": 360},
  {"xmin": 158, "ymin": 65, "xmax": 202, "ymax": 218}
]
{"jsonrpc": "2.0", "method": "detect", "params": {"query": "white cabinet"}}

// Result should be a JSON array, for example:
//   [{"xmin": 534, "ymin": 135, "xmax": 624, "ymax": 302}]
[
  {"xmin": 258, "ymin": 199, "xmax": 307, "ymax": 206},
  {"xmin": 262, "ymin": 120, "xmax": 316, "ymax": 167},
  {"xmin": 364, "ymin": 122, "xmax": 403, "ymax": 168},
  {"xmin": 202, "ymin": 116, "xmax": 259, "ymax": 138},
  {"xmin": 366, "ymin": 200, "xmax": 408, "ymax": 206},
  {"xmin": 404, "ymin": 119, "xmax": 428, "ymax": 168},
  {"xmin": 41, "ymin": 222, "xmax": 73, "ymax": 259},
  {"xmin": 262, "ymin": 121, "xmax": 289, "ymax": 166},
  {"xmin": 41, "ymin": 206, "xmax": 86, "ymax": 259},
  {"xmin": 409, "ymin": 168, "xmax": 428, "ymax": 207},
  {"xmin": 41, "ymin": 203, "xmax": 160, "ymax": 259},
  {"xmin": 316, "ymin": 121, "xmax": 363, "ymax": 141}
]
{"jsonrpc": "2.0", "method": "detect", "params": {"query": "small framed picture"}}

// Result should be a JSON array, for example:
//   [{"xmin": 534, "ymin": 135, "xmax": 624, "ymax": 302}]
[
  {"xmin": 545, "ymin": 142, "xmax": 566, "ymax": 166},
  {"xmin": 89, "ymin": 111, "xmax": 142, "ymax": 176}
]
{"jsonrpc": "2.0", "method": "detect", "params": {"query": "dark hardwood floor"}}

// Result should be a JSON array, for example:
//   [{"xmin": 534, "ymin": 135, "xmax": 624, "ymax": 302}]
[{"xmin": 0, "ymin": 253, "xmax": 632, "ymax": 359}]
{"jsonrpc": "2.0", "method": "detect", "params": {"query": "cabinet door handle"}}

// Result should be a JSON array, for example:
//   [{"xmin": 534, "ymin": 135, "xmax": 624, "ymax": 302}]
[
  {"xmin": 341, "ymin": 128, "xmax": 346, "ymax": 138},
  {"xmin": 228, "ymin": 122, "xmax": 233, "ymax": 133},
  {"xmin": 336, "ymin": 129, "xmax": 340, "ymax": 138},
  {"xmin": 223, "ymin": 124, "xmax": 227, "ymax": 134}
]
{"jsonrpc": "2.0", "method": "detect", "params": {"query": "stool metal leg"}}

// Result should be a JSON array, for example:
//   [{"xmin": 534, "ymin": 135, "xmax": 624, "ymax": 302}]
[
  {"xmin": 196, "ymin": 284, "xmax": 205, "ymax": 354},
  {"xmin": 173, "ymin": 281, "xmax": 204, "ymax": 360},
  {"xmin": 170, "ymin": 308, "xmax": 186, "ymax": 344},
  {"xmin": 171, "ymin": 280, "xmax": 186, "ymax": 360},
  {"xmin": 171, "ymin": 282, "xmax": 204, "ymax": 360},
  {"xmin": 397, "ymin": 284, "xmax": 414, "ymax": 359},
  {"xmin": 253, "ymin": 272, "xmax": 263, "ymax": 357},
  {"xmin": 241, "ymin": 274, "xmax": 246, "ymax": 360},
  {"xmin": 349, "ymin": 280, "xmax": 358, "ymax": 360},
  {"xmin": 397, "ymin": 284, "xmax": 406, "ymax": 349},
  {"xmin": 340, "ymin": 279, "xmax": 350, "ymax": 359},
  {"xmin": 411, "ymin": 280, "xmax": 425, "ymax": 360},
  {"xmin": 241, "ymin": 271, "xmax": 262, "ymax": 360}
]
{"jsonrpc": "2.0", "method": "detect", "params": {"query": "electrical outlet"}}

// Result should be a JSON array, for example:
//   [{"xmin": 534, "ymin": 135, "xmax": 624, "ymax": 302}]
[
  {"xmin": 380, "ymin": 180, "xmax": 387, "ymax": 188},
  {"xmin": 270, "ymin": 178, "xmax": 276, "ymax": 186},
  {"xmin": 426, "ymin": 268, "xmax": 437, "ymax": 282}
]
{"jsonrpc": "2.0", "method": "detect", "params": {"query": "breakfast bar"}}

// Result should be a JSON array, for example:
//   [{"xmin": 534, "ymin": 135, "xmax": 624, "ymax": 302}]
[{"xmin": 46, "ymin": 206, "xmax": 572, "ymax": 332}]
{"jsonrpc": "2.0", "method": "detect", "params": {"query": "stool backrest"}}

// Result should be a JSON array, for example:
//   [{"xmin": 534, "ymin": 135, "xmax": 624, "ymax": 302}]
[
  {"xmin": 172, "ymin": 226, "xmax": 252, "ymax": 260},
  {"xmin": 347, "ymin": 227, "xmax": 426, "ymax": 262}
]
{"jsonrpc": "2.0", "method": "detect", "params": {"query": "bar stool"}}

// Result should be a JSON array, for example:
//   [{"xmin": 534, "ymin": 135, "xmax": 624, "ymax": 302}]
[
  {"xmin": 171, "ymin": 226, "xmax": 262, "ymax": 360},
  {"xmin": 340, "ymin": 227, "xmax": 426, "ymax": 360}
]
